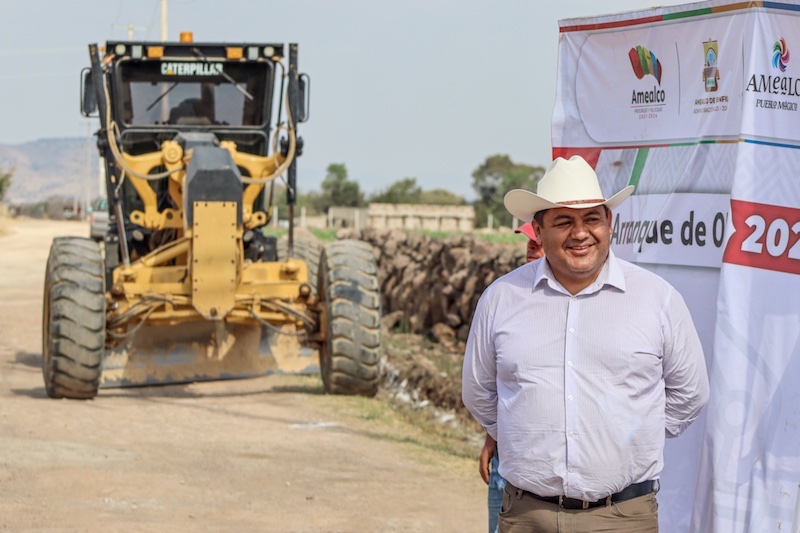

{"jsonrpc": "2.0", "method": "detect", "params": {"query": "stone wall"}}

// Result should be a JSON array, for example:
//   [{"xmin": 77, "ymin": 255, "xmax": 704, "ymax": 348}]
[
  {"xmin": 368, "ymin": 203, "xmax": 475, "ymax": 232},
  {"xmin": 328, "ymin": 206, "xmax": 370, "ymax": 229},
  {"xmin": 337, "ymin": 228, "xmax": 527, "ymax": 342},
  {"xmin": 327, "ymin": 204, "xmax": 476, "ymax": 232}
]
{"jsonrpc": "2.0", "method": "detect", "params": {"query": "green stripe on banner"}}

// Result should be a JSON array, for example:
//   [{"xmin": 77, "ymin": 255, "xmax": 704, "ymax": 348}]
[
  {"xmin": 663, "ymin": 8, "xmax": 712, "ymax": 20},
  {"xmin": 628, "ymin": 148, "xmax": 649, "ymax": 192}
]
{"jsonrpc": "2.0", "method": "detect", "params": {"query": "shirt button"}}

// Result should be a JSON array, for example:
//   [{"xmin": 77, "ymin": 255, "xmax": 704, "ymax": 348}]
[
  {"xmin": 569, "ymin": 327, "xmax": 575, "ymax": 333},
  {"xmin": 567, "ymin": 361, "xmax": 573, "ymax": 367},
  {"xmin": 568, "ymin": 431, "xmax": 574, "ymax": 437},
  {"xmin": 568, "ymin": 395, "xmax": 574, "ymax": 401},
  {"xmin": 569, "ymin": 467, "xmax": 574, "ymax": 473}
]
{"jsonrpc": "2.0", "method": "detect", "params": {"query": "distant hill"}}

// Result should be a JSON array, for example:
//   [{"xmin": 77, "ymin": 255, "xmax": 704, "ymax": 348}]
[{"xmin": 0, "ymin": 138, "xmax": 102, "ymax": 205}]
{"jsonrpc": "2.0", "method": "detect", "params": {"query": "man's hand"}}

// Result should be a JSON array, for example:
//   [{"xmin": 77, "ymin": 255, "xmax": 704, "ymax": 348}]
[{"xmin": 479, "ymin": 434, "xmax": 497, "ymax": 484}]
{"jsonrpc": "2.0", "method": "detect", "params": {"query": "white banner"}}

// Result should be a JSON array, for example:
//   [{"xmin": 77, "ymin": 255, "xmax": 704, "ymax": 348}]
[
  {"xmin": 574, "ymin": 16, "xmax": 746, "ymax": 143},
  {"xmin": 555, "ymin": 2, "xmax": 800, "ymax": 531},
  {"xmin": 612, "ymin": 193, "xmax": 730, "ymax": 268}
]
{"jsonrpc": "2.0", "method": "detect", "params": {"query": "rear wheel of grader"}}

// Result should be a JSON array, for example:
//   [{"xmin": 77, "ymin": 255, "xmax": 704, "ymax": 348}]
[
  {"xmin": 317, "ymin": 240, "xmax": 381, "ymax": 396},
  {"xmin": 278, "ymin": 238, "xmax": 321, "ymax": 293},
  {"xmin": 42, "ymin": 237, "xmax": 106, "ymax": 399}
]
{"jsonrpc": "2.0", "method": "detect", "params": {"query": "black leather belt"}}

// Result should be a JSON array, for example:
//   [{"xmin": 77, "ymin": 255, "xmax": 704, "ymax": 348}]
[{"xmin": 519, "ymin": 480, "xmax": 656, "ymax": 510}]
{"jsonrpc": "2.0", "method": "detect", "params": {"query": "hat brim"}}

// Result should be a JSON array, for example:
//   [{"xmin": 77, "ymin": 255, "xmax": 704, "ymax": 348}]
[
  {"xmin": 504, "ymin": 185, "xmax": 634, "ymax": 223},
  {"xmin": 514, "ymin": 222, "xmax": 537, "ymax": 241}
]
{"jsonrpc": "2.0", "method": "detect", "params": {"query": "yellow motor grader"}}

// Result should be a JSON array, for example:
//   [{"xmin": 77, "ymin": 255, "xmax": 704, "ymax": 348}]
[{"xmin": 42, "ymin": 35, "xmax": 380, "ymax": 399}]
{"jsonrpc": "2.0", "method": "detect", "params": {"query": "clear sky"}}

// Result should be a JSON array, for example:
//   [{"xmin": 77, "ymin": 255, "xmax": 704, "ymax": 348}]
[{"xmin": 0, "ymin": 0, "xmax": 686, "ymax": 199}]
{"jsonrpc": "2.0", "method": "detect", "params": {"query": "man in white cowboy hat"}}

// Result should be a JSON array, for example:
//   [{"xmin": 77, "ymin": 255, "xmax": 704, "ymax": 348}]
[{"xmin": 462, "ymin": 155, "xmax": 709, "ymax": 532}]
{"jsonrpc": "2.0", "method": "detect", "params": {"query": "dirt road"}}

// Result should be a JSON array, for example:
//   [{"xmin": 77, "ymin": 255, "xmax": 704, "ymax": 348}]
[{"xmin": 0, "ymin": 218, "xmax": 486, "ymax": 532}]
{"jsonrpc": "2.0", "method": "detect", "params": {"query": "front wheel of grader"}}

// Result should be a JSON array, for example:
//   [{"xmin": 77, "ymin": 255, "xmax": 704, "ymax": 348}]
[
  {"xmin": 42, "ymin": 237, "xmax": 106, "ymax": 399},
  {"xmin": 316, "ymin": 240, "xmax": 381, "ymax": 397}
]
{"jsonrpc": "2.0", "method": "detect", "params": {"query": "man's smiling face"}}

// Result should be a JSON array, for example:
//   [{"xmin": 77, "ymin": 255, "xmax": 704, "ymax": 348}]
[{"xmin": 534, "ymin": 206, "xmax": 612, "ymax": 294}]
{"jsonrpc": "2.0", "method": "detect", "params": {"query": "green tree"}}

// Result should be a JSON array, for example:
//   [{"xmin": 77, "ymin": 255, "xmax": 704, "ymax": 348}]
[
  {"xmin": 0, "ymin": 168, "xmax": 13, "ymax": 203},
  {"xmin": 263, "ymin": 181, "xmax": 321, "ymax": 223},
  {"xmin": 419, "ymin": 188, "xmax": 465, "ymax": 205},
  {"xmin": 370, "ymin": 177, "xmax": 422, "ymax": 204},
  {"xmin": 471, "ymin": 155, "xmax": 517, "ymax": 204},
  {"xmin": 317, "ymin": 163, "xmax": 364, "ymax": 212},
  {"xmin": 471, "ymin": 155, "xmax": 545, "ymax": 228}
]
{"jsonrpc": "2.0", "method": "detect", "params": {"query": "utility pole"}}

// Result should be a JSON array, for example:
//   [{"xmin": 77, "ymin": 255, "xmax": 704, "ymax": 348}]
[
  {"xmin": 161, "ymin": 0, "xmax": 168, "ymax": 41},
  {"xmin": 112, "ymin": 22, "xmax": 148, "ymax": 40}
]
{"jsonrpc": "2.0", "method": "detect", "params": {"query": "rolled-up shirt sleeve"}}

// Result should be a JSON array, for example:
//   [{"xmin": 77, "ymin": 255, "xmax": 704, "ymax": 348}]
[
  {"xmin": 662, "ymin": 289, "xmax": 710, "ymax": 437},
  {"xmin": 462, "ymin": 290, "xmax": 499, "ymax": 440}
]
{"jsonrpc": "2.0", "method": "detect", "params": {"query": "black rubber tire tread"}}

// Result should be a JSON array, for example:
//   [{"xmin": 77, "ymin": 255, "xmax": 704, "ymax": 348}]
[
  {"xmin": 318, "ymin": 239, "xmax": 381, "ymax": 397},
  {"xmin": 325, "ymin": 240, "xmax": 376, "ymax": 265},
  {"xmin": 327, "ymin": 255, "xmax": 378, "ymax": 275},
  {"xmin": 277, "ymin": 238, "xmax": 321, "ymax": 294},
  {"xmin": 42, "ymin": 237, "xmax": 106, "ymax": 400},
  {"xmin": 329, "ymin": 300, "xmax": 380, "ymax": 329},
  {"xmin": 331, "ymin": 338, "xmax": 380, "ymax": 366},
  {"xmin": 327, "ymin": 265, "xmax": 379, "ymax": 290}
]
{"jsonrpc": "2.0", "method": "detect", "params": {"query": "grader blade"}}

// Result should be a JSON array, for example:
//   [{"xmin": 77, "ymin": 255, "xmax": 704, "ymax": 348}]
[{"xmin": 100, "ymin": 322, "xmax": 319, "ymax": 388}]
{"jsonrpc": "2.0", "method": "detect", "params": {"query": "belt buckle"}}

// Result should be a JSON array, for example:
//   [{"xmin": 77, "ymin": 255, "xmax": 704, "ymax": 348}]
[{"xmin": 558, "ymin": 496, "xmax": 589, "ymax": 510}]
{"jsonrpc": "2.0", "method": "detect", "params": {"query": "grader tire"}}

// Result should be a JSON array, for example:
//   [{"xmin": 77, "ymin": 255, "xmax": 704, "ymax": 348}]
[
  {"xmin": 277, "ymin": 238, "xmax": 321, "ymax": 294},
  {"xmin": 317, "ymin": 240, "xmax": 381, "ymax": 397},
  {"xmin": 42, "ymin": 237, "xmax": 106, "ymax": 399}
]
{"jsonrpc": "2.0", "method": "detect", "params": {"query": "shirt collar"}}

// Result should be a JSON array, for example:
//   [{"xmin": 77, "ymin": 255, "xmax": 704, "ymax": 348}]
[{"xmin": 533, "ymin": 249, "xmax": 626, "ymax": 295}]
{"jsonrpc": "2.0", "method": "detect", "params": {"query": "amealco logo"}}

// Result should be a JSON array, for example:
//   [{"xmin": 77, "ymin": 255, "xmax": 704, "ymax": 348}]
[
  {"xmin": 628, "ymin": 45, "xmax": 666, "ymax": 105},
  {"xmin": 745, "ymin": 37, "xmax": 800, "ymax": 96},
  {"xmin": 773, "ymin": 37, "xmax": 790, "ymax": 72},
  {"xmin": 746, "ymin": 37, "xmax": 798, "ymax": 112},
  {"xmin": 161, "ymin": 62, "xmax": 224, "ymax": 76}
]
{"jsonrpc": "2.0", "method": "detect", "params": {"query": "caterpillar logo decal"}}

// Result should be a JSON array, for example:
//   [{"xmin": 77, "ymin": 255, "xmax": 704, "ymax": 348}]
[{"xmin": 161, "ymin": 62, "xmax": 223, "ymax": 76}]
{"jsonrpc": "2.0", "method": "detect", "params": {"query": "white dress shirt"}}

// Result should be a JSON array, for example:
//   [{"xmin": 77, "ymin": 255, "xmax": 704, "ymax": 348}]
[{"xmin": 462, "ymin": 251, "xmax": 709, "ymax": 502}]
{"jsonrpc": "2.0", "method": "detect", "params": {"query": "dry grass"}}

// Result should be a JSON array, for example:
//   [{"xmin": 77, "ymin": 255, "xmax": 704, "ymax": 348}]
[
  {"xmin": 271, "ymin": 332, "xmax": 485, "ymax": 464},
  {"xmin": 377, "ymin": 331, "xmax": 485, "ymax": 460}
]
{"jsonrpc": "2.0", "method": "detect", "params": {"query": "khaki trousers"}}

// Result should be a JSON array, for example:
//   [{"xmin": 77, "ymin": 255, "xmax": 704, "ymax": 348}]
[{"xmin": 498, "ymin": 484, "xmax": 659, "ymax": 533}]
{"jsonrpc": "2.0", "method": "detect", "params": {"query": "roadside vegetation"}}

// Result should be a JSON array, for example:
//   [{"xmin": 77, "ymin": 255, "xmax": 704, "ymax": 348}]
[
  {"xmin": 0, "ymin": 167, "xmax": 12, "ymax": 236},
  {"xmin": 263, "ymin": 155, "xmax": 544, "ymax": 230}
]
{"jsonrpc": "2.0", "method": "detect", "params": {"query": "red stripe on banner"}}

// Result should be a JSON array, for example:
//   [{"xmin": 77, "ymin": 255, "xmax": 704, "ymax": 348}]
[
  {"xmin": 723, "ymin": 199, "xmax": 800, "ymax": 275},
  {"xmin": 559, "ymin": 15, "xmax": 662, "ymax": 33},
  {"xmin": 551, "ymin": 147, "xmax": 602, "ymax": 169}
]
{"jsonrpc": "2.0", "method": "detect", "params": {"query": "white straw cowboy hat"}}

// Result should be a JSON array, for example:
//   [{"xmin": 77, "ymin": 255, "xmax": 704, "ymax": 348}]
[{"xmin": 504, "ymin": 156, "xmax": 634, "ymax": 222}]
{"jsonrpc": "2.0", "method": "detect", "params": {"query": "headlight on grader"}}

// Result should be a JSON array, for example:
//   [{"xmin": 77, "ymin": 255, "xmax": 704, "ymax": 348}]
[{"xmin": 299, "ymin": 283, "xmax": 312, "ymax": 298}]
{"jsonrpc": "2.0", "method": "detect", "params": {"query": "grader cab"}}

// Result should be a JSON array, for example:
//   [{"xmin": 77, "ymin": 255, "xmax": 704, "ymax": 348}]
[{"xmin": 42, "ymin": 35, "xmax": 380, "ymax": 399}]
